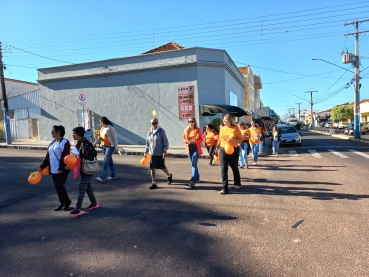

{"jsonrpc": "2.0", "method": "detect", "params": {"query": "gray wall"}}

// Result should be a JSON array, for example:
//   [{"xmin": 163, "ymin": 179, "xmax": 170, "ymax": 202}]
[{"xmin": 38, "ymin": 47, "xmax": 244, "ymax": 146}]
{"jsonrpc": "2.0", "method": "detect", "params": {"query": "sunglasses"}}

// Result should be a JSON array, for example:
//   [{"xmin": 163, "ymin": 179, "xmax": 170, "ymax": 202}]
[
  {"xmin": 188, "ymin": 121, "xmax": 195, "ymax": 123},
  {"xmin": 151, "ymin": 122, "xmax": 158, "ymax": 125}
]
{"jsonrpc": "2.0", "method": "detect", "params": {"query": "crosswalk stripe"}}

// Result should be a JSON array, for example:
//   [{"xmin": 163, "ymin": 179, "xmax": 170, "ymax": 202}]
[
  {"xmin": 289, "ymin": 150, "xmax": 298, "ymax": 156},
  {"xmin": 327, "ymin": 149, "xmax": 349, "ymax": 158},
  {"xmin": 308, "ymin": 150, "xmax": 322, "ymax": 158},
  {"xmin": 348, "ymin": 149, "xmax": 369, "ymax": 159}
]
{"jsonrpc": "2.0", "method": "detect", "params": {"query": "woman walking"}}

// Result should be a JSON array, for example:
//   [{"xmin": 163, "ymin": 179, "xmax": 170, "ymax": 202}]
[
  {"xmin": 95, "ymin": 116, "xmax": 119, "ymax": 182},
  {"xmin": 144, "ymin": 118, "xmax": 173, "ymax": 189},
  {"xmin": 38, "ymin": 125, "xmax": 72, "ymax": 211},
  {"xmin": 182, "ymin": 116, "xmax": 203, "ymax": 187},
  {"xmin": 258, "ymin": 122, "xmax": 267, "ymax": 154},
  {"xmin": 69, "ymin": 127, "xmax": 99, "ymax": 217},
  {"xmin": 249, "ymin": 121, "xmax": 261, "ymax": 165},
  {"xmin": 214, "ymin": 114, "xmax": 243, "ymax": 195},
  {"xmin": 238, "ymin": 122, "xmax": 250, "ymax": 169},
  {"xmin": 272, "ymin": 126, "xmax": 281, "ymax": 155},
  {"xmin": 203, "ymin": 124, "xmax": 218, "ymax": 165}
]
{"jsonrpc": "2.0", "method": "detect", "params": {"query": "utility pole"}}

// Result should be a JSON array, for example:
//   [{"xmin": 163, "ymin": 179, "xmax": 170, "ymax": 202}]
[
  {"xmin": 306, "ymin": 90, "xmax": 317, "ymax": 128},
  {"xmin": 0, "ymin": 42, "xmax": 11, "ymax": 144},
  {"xmin": 344, "ymin": 19, "xmax": 369, "ymax": 139},
  {"xmin": 295, "ymin": 102, "xmax": 302, "ymax": 121}
]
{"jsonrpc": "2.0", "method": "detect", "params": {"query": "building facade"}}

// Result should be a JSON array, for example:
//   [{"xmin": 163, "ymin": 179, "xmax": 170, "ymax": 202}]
[{"xmin": 37, "ymin": 46, "xmax": 246, "ymax": 146}]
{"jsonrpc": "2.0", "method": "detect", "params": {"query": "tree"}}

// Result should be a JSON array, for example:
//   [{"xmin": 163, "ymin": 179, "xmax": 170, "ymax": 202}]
[
  {"xmin": 273, "ymin": 115, "xmax": 281, "ymax": 124},
  {"xmin": 211, "ymin": 118, "xmax": 223, "ymax": 132},
  {"xmin": 331, "ymin": 105, "xmax": 353, "ymax": 121}
]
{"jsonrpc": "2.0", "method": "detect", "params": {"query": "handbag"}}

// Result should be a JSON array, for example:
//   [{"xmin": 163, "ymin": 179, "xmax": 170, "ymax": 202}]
[{"xmin": 81, "ymin": 142, "xmax": 100, "ymax": 175}]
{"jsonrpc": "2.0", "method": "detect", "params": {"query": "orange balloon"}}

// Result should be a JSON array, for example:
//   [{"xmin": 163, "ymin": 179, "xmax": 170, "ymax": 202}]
[
  {"xmin": 146, "ymin": 153, "xmax": 151, "ymax": 160},
  {"xmin": 64, "ymin": 155, "xmax": 77, "ymax": 168},
  {"xmin": 41, "ymin": 166, "xmax": 50, "ymax": 175},
  {"xmin": 214, "ymin": 154, "xmax": 220, "ymax": 162},
  {"xmin": 28, "ymin": 172, "xmax": 42, "ymax": 185},
  {"xmin": 224, "ymin": 142, "xmax": 234, "ymax": 155},
  {"xmin": 214, "ymin": 135, "xmax": 219, "ymax": 140},
  {"xmin": 140, "ymin": 157, "xmax": 148, "ymax": 166}
]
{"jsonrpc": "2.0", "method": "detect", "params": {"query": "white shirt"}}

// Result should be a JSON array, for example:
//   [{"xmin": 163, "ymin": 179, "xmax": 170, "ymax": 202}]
[{"xmin": 48, "ymin": 139, "xmax": 68, "ymax": 174}]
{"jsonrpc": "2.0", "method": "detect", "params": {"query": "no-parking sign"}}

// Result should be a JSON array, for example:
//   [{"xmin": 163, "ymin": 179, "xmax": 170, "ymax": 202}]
[{"xmin": 79, "ymin": 94, "xmax": 87, "ymax": 106}]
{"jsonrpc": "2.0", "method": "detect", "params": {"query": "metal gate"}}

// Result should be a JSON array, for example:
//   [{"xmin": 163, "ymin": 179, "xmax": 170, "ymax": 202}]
[{"xmin": 10, "ymin": 119, "xmax": 30, "ymax": 139}]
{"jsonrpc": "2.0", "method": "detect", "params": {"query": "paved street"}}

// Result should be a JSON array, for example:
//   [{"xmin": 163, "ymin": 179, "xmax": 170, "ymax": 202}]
[{"xmin": 1, "ymin": 130, "xmax": 369, "ymax": 276}]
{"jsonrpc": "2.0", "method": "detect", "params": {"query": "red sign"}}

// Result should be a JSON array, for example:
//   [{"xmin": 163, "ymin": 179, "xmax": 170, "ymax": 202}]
[{"xmin": 178, "ymin": 86, "xmax": 195, "ymax": 120}]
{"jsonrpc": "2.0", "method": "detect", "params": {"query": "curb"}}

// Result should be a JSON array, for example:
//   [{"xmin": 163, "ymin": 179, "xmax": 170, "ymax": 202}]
[{"xmin": 309, "ymin": 129, "xmax": 369, "ymax": 144}]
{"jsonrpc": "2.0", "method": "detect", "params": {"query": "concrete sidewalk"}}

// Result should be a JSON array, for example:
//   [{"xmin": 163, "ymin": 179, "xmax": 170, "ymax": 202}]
[{"xmin": 0, "ymin": 139, "xmax": 210, "ymax": 158}]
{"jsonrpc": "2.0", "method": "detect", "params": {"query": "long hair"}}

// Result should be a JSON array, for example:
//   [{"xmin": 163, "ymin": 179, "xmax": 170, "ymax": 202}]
[
  {"xmin": 223, "ymin": 113, "xmax": 236, "ymax": 126},
  {"xmin": 100, "ymin": 116, "xmax": 114, "ymax": 126},
  {"xmin": 188, "ymin": 117, "xmax": 198, "ymax": 129}
]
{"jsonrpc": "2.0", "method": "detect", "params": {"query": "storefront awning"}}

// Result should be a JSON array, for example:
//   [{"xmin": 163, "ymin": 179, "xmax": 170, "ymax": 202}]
[{"xmin": 200, "ymin": 104, "xmax": 252, "ymax": 117}]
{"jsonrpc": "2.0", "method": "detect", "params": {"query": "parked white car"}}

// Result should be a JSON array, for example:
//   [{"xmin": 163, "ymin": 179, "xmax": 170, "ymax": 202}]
[{"xmin": 324, "ymin": 122, "xmax": 333, "ymax": 128}]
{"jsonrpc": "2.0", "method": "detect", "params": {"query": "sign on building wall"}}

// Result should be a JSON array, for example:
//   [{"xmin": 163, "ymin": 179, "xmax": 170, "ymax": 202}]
[
  {"xmin": 178, "ymin": 86, "xmax": 195, "ymax": 120},
  {"xmin": 260, "ymin": 107, "xmax": 270, "ymax": 117}
]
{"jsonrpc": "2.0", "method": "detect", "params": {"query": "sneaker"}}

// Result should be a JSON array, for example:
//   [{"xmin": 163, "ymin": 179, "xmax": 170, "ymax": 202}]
[
  {"xmin": 149, "ymin": 183, "xmax": 158, "ymax": 189},
  {"xmin": 188, "ymin": 181, "xmax": 196, "ymax": 187},
  {"xmin": 70, "ymin": 209, "xmax": 81, "ymax": 217},
  {"xmin": 253, "ymin": 162, "xmax": 257, "ymax": 165},
  {"xmin": 167, "ymin": 174, "xmax": 173, "ymax": 184},
  {"xmin": 234, "ymin": 185, "xmax": 241, "ymax": 189},
  {"xmin": 240, "ymin": 165, "xmax": 246, "ymax": 169},
  {"xmin": 86, "ymin": 203, "xmax": 99, "ymax": 210},
  {"xmin": 95, "ymin": 177, "xmax": 105, "ymax": 183},
  {"xmin": 219, "ymin": 189, "xmax": 228, "ymax": 195},
  {"xmin": 106, "ymin": 176, "xmax": 117, "ymax": 180}
]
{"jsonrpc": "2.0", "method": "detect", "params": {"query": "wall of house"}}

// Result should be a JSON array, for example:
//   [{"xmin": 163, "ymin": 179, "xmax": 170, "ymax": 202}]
[{"xmin": 39, "ymin": 66, "xmax": 198, "ymax": 146}]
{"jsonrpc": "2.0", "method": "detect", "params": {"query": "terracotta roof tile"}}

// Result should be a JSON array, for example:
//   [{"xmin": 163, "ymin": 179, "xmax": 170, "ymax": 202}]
[
  {"xmin": 238, "ymin": 66, "xmax": 249, "ymax": 75},
  {"xmin": 142, "ymin": 42, "xmax": 185, "ymax": 54}
]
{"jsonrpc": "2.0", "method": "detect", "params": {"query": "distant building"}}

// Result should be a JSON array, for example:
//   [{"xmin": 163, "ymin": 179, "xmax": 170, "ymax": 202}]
[{"xmin": 1, "ymin": 78, "xmax": 39, "ymax": 139}]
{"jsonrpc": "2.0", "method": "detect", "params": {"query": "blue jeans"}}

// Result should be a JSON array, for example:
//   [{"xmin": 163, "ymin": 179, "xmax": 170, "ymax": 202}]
[
  {"xmin": 187, "ymin": 146, "xmax": 200, "ymax": 183},
  {"xmin": 239, "ymin": 143, "xmax": 249, "ymax": 167},
  {"xmin": 272, "ymin": 140, "xmax": 280, "ymax": 154},
  {"xmin": 99, "ymin": 146, "xmax": 116, "ymax": 180},
  {"xmin": 251, "ymin": 144, "xmax": 259, "ymax": 162}
]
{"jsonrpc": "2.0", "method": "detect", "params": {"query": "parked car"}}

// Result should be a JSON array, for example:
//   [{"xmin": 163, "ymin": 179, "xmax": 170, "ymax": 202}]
[
  {"xmin": 344, "ymin": 123, "xmax": 366, "ymax": 135},
  {"xmin": 333, "ymin": 122, "xmax": 339, "ymax": 129},
  {"xmin": 324, "ymin": 122, "xmax": 333, "ymax": 128},
  {"xmin": 337, "ymin": 122, "xmax": 348, "ymax": 129},
  {"xmin": 277, "ymin": 125, "xmax": 301, "ymax": 146},
  {"xmin": 363, "ymin": 122, "xmax": 369, "ymax": 132},
  {"xmin": 320, "ymin": 122, "xmax": 326, "ymax": 127}
]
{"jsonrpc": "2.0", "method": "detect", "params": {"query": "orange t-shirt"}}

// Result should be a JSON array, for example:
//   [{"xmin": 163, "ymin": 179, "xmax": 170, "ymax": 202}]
[
  {"xmin": 100, "ymin": 128, "xmax": 111, "ymax": 146},
  {"xmin": 240, "ymin": 129, "xmax": 250, "ymax": 141},
  {"xmin": 219, "ymin": 125, "xmax": 242, "ymax": 148},
  {"xmin": 249, "ymin": 127, "xmax": 261, "ymax": 145},
  {"xmin": 205, "ymin": 131, "xmax": 217, "ymax": 147}
]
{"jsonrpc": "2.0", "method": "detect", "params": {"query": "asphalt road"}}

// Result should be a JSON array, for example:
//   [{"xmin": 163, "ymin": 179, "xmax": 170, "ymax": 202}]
[{"xmin": 1, "ymin": 131, "xmax": 369, "ymax": 277}]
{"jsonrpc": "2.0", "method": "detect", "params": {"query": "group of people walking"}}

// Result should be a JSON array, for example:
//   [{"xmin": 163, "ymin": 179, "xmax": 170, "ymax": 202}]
[
  {"xmin": 144, "ymin": 113, "xmax": 281, "ymax": 195},
  {"xmin": 38, "ymin": 114, "xmax": 281, "ymax": 214},
  {"xmin": 38, "ymin": 116, "xmax": 119, "ymax": 216}
]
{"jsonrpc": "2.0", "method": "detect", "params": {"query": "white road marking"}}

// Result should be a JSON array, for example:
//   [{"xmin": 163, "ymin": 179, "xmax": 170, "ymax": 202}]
[
  {"xmin": 328, "ymin": 149, "xmax": 349, "ymax": 159},
  {"xmin": 348, "ymin": 149, "xmax": 369, "ymax": 159},
  {"xmin": 308, "ymin": 150, "xmax": 322, "ymax": 158},
  {"xmin": 289, "ymin": 150, "xmax": 298, "ymax": 156}
]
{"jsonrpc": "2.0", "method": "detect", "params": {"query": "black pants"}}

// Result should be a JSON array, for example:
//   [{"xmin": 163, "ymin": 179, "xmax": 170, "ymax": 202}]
[
  {"xmin": 51, "ymin": 171, "xmax": 71, "ymax": 205},
  {"xmin": 219, "ymin": 147, "xmax": 241, "ymax": 192},
  {"xmin": 206, "ymin": 145, "xmax": 216, "ymax": 164}
]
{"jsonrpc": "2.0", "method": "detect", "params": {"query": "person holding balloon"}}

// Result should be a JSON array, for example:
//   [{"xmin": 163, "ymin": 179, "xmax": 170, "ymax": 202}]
[
  {"xmin": 38, "ymin": 125, "xmax": 72, "ymax": 211},
  {"xmin": 144, "ymin": 118, "xmax": 172, "ymax": 189},
  {"xmin": 182, "ymin": 116, "xmax": 203, "ymax": 187},
  {"xmin": 202, "ymin": 124, "xmax": 218, "ymax": 165},
  {"xmin": 214, "ymin": 114, "xmax": 243, "ymax": 195},
  {"xmin": 67, "ymin": 127, "xmax": 99, "ymax": 216}
]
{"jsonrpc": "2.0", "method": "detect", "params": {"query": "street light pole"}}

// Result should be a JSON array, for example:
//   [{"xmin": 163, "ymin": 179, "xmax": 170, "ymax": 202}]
[{"xmin": 306, "ymin": 91, "xmax": 317, "ymax": 127}]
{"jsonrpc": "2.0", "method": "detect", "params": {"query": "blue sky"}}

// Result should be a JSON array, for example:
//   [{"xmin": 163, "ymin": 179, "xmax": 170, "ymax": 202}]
[{"xmin": 2, "ymin": 0, "xmax": 369, "ymax": 118}]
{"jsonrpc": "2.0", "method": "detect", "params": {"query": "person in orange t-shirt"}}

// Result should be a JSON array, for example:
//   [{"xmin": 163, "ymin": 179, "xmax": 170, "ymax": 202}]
[
  {"xmin": 249, "ymin": 121, "xmax": 261, "ymax": 165},
  {"xmin": 214, "ymin": 114, "xmax": 243, "ymax": 195},
  {"xmin": 238, "ymin": 122, "xmax": 250, "ymax": 169},
  {"xmin": 182, "ymin": 117, "xmax": 203, "ymax": 187},
  {"xmin": 203, "ymin": 124, "xmax": 218, "ymax": 166}
]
